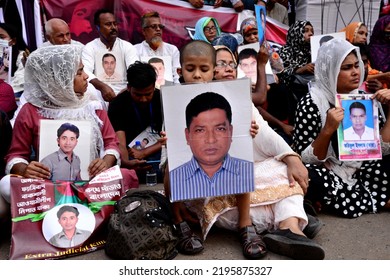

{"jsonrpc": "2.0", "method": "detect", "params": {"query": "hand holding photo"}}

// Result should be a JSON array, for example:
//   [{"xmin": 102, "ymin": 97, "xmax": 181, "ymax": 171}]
[
  {"xmin": 336, "ymin": 94, "xmax": 381, "ymax": 161},
  {"xmin": 162, "ymin": 79, "xmax": 254, "ymax": 202}
]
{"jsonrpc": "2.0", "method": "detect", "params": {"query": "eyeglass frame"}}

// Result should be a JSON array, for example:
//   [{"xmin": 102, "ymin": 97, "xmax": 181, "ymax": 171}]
[
  {"xmin": 203, "ymin": 26, "xmax": 217, "ymax": 33},
  {"xmin": 143, "ymin": 24, "xmax": 165, "ymax": 30},
  {"xmin": 216, "ymin": 60, "xmax": 238, "ymax": 69}
]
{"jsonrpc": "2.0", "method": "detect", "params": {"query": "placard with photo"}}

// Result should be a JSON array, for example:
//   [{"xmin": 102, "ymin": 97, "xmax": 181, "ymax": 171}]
[
  {"xmin": 0, "ymin": 38, "xmax": 12, "ymax": 83},
  {"xmin": 39, "ymin": 120, "xmax": 92, "ymax": 181},
  {"xmin": 254, "ymin": 4, "xmax": 266, "ymax": 46},
  {"xmin": 310, "ymin": 32, "xmax": 346, "ymax": 63},
  {"xmin": 336, "ymin": 94, "xmax": 381, "ymax": 161},
  {"xmin": 237, "ymin": 42, "xmax": 276, "ymax": 84},
  {"xmin": 140, "ymin": 55, "xmax": 174, "ymax": 89},
  {"xmin": 162, "ymin": 79, "xmax": 254, "ymax": 201}
]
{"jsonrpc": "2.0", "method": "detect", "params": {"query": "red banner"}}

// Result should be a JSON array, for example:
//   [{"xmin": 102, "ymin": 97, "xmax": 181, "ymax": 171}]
[{"xmin": 40, "ymin": 0, "xmax": 286, "ymax": 50}]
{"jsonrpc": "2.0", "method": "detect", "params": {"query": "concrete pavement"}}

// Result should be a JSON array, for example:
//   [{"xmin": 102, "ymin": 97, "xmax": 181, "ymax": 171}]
[{"xmin": 1, "ymin": 208, "xmax": 389, "ymax": 260}]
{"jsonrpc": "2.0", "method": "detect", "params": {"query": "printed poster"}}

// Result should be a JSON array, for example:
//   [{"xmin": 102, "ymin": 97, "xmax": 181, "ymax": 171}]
[
  {"xmin": 0, "ymin": 38, "xmax": 12, "ymax": 83},
  {"xmin": 39, "ymin": 120, "xmax": 92, "ymax": 181},
  {"xmin": 9, "ymin": 165, "xmax": 130, "ymax": 260},
  {"xmin": 128, "ymin": 125, "xmax": 162, "ymax": 150},
  {"xmin": 310, "ymin": 32, "xmax": 345, "ymax": 63},
  {"xmin": 140, "ymin": 55, "xmax": 174, "ymax": 88},
  {"xmin": 254, "ymin": 4, "xmax": 266, "ymax": 46},
  {"xmin": 162, "ymin": 79, "xmax": 255, "ymax": 202},
  {"xmin": 94, "ymin": 50, "xmax": 127, "ymax": 83},
  {"xmin": 237, "ymin": 42, "xmax": 276, "ymax": 85},
  {"xmin": 336, "ymin": 94, "xmax": 382, "ymax": 161}
]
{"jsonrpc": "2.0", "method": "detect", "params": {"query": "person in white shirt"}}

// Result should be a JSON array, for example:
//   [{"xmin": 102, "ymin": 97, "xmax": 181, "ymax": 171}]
[
  {"xmin": 134, "ymin": 11, "xmax": 180, "ymax": 84},
  {"xmin": 82, "ymin": 8, "xmax": 138, "ymax": 102},
  {"xmin": 343, "ymin": 101, "xmax": 374, "ymax": 141},
  {"xmin": 42, "ymin": 18, "xmax": 84, "ymax": 47}
]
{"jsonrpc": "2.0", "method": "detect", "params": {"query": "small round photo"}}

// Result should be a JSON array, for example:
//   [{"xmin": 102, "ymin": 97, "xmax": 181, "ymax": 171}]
[{"xmin": 42, "ymin": 203, "xmax": 95, "ymax": 248}]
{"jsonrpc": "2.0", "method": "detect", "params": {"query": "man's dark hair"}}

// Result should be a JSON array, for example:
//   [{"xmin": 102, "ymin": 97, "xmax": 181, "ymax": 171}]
[
  {"xmin": 57, "ymin": 205, "xmax": 79, "ymax": 219},
  {"xmin": 102, "ymin": 53, "xmax": 116, "ymax": 62},
  {"xmin": 94, "ymin": 8, "xmax": 114, "ymax": 26},
  {"xmin": 238, "ymin": 48, "xmax": 257, "ymax": 63},
  {"xmin": 141, "ymin": 11, "xmax": 160, "ymax": 28},
  {"xmin": 349, "ymin": 101, "xmax": 366, "ymax": 114},
  {"xmin": 148, "ymin": 57, "xmax": 164, "ymax": 65},
  {"xmin": 180, "ymin": 40, "xmax": 216, "ymax": 66},
  {"xmin": 185, "ymin": 92, "xmax": 232, "ymax": 128},
  {"xmin": 127, "ymin": 61, "xmax": 157, "ymax": 88},
  {"xmin": 57, "ymin": 123, "xmax": 80, "ymax": 139},
  {"xmin": 319, "ymin": 35, "xmax": 334, "ymax": 46}
]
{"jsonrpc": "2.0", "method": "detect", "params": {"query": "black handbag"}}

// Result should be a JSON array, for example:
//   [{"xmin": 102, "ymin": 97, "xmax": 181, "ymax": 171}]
[{"xmin": 105, "ymin": 190, "xmax": 178, "ymax": 260}]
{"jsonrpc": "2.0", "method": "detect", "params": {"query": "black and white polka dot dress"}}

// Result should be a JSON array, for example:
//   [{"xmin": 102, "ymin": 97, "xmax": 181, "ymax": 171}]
[{"xmin": 293, "ymin": 94, "xmax": 390, "ymax": 218}]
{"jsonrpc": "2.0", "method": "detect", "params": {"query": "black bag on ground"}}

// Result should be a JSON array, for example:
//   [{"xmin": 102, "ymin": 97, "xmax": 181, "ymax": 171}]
[{"xmin": 105, "ymin": 189, "xmax": 178, "ymax": 259}]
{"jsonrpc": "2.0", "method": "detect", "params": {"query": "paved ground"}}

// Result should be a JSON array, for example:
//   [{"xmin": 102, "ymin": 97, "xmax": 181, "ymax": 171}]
[{"xmin": 1, "ymin": 207, "xmax": 389, "ymax": 260}]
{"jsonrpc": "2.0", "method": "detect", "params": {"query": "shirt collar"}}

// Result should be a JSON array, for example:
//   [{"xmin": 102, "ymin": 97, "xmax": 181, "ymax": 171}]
[{"xmin": 186, "ymin": 154, "xmax": 237, "ymax": 179}]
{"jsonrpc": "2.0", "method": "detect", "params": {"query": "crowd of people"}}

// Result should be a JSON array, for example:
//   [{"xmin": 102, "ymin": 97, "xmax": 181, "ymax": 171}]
[{"xmin": 0, "ymin": 1, "xmax": 390, "ymax": 260}]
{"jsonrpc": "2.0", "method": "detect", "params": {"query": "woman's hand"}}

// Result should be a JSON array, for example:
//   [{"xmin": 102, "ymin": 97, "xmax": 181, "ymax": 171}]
[
  {"xmin": 21, "ymin": 161, "xmax": 51, "ymax": 179},
  {"xmin": 88, "ymin": 158, "xmax": 109, "ymax": 178},
  {"xmin": 371, "ymin": 88, "xmax": 390, "ymax": 105},
  {"xmin": 296, "ymin": 63, "xmax": 315, "ymax": 74},
  {"xmin": 250, "ymin": 120, "xmax": 259, "ymax": 138},
  {"xmin": 323, "ymin": 107, "xmax": 344, "ymax": 134}
]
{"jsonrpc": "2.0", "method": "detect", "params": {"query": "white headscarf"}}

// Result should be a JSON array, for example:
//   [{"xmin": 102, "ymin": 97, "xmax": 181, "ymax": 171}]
[
  {"xmin": 23, "ymin": 45, "xmax": 104, "ymax": 160},
  {"xmin": 310, "ymin": 38, "xmax": 364, "ymax": 126}
]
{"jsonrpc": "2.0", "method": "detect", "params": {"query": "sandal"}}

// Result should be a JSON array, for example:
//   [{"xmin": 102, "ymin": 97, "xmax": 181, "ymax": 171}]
[
  {"xmin": 174, "ymin": 221, "xmax": 204, "ymax": 255},
  {"xmin": 239, "ymin": 225, "xmax": 267, "ymax": 259}
]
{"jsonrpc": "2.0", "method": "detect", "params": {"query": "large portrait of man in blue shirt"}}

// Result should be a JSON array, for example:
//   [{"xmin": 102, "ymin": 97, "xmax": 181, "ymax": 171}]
[{"xmin": 169, "ymin": 91, "xmax": 254, "ymax": 201}]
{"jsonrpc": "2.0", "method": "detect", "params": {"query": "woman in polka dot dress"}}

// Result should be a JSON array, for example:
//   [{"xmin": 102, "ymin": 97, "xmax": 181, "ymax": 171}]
[{"xmin": 293, "ymin": 38, "xmax": 390, "ymax": 218}]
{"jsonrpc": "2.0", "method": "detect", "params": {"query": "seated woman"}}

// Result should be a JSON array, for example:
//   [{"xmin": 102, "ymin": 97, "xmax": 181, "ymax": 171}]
[
  {"xmin": 0, "ymin": 22, "xmax": 29, "ymax": 98},
  {"xmin": 278, "ymin": 20, "xmax": 315, "ymax": 101},
  {"xmin": 293, "ymin": 38, "xmax": 390, "ymax": 218},
  {"xmin": 0, "ymin": 45, "xmax": 138, "ymax": 221},
  {"xmin": 341, "ymin": 21, "xmax": 389, "ymax": 88},
  {"xmin": 193, "ymin": 17, "xmax": 221, "ymax": 44}
]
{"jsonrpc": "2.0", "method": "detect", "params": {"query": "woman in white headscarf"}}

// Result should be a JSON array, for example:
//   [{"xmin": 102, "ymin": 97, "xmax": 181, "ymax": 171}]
[
  {"xmin": 0, "ymin": 45, "xmax": 138, "ymax": 220},
  {"xmin": 293, "ymin": 38, "xmax": 390, "ymax": 218}
]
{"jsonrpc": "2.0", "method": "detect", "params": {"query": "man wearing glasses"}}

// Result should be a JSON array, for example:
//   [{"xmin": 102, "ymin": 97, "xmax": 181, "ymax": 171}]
[
  {"xmin": 135, "ymin": 11, "xmax": 180, "ymax": 84},
  {"xmin": 82, "ymin": 8, "xmax": 138, "ymax": 102}
]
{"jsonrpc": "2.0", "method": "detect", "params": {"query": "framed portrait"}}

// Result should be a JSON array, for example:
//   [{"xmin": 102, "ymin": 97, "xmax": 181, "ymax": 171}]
[
  {"xmin": 336, "ymin": 94, "xmax": 382, "ymax": 161},
  {"xmin": 162, "ymin": 79, "xmax": 255, "ymax": 201},
  {"xmin": 39, "ymin": 120, "xmax": 92, "ymax": 180}
]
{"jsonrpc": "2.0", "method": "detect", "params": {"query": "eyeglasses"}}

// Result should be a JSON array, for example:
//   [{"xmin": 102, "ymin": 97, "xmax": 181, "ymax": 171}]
[
  {"xmin": 204, "ymin": 26, "xmax": 217, "ymax": 33},
  {"xmin": 144, "ymin": 24, "xmax": 165, "ymax": 30},
  {"xmin": 216, "ymin": 61, "xmax": 237, "ymax": 69}
]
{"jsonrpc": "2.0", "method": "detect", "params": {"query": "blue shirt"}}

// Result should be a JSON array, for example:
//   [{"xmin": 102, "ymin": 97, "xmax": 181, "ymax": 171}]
[{"xmin": 169, "ymin": 154, "xmax": 254, "ymax": 201}]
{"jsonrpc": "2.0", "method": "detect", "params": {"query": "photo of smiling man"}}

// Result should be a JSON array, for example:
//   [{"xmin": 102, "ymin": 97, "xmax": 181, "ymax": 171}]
[{"xmin": 40, "ymin": 122, "xmax": 82, "ymax": 181}]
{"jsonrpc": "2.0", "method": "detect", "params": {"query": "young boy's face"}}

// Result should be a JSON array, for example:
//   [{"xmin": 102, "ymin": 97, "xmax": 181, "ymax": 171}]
[{"xmin": 180, "ymin": 54, "xmax": 215, "ymax": 83}]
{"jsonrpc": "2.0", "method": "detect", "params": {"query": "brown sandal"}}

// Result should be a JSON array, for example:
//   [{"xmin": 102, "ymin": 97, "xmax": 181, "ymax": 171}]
[
  {"xmin": 239, "ymin": 225, "xmax": 267, "ymax": 259},
  {"xmin": 174, "ymin": 221, "xmax": 204, "ymax": 255}
]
